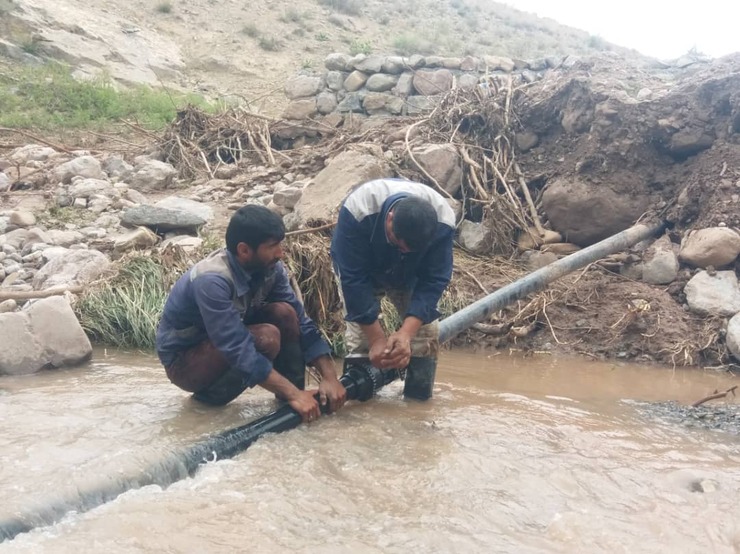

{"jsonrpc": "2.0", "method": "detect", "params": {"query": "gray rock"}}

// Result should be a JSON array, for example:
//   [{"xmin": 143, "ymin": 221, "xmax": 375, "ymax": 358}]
[
  {"xmin": 0, "ymin": 172, "xmax": 9, "ymax": 192},
  {"xmin": 684, "ymin": 271, "xmax": 740, "ymax": 317},
  {"xmin": 9, "ymin": 211, "xmax": 35, "ymax": 228},
  {"xmin": 641, "ymin": 236, "xmax": 679, "ymax": 285},
  {"xmin": 727, "ymin": 313, "xmax": 740, "ymax": 362},
  {"xmin": 284, "ymin": 74, "xmax": 324, "ymax": 99},
  {"xmin": 516, "ymin": 131, "xmax": 539, "ymax": 152},
  {"xmin": 113, "ymin": 227, "xmax": 160, "ymax": 253},
  {"xmin": 125, "ymin": 188, "xmax": 148, "ymax": 204},
  {"xmin": 32, "ymin": 249, "xmax": 111, "ymax": 290},
  {"xmin": 326, "ymin": 71, "xmax": 346, "ymax": 91},
  {"xmin": 365, "ymin": 74, "xmax": 399, "ymax": 92},
  {"xmin": 282, "ymin": 99, "xmax": 318, "ymax": 120},
  {"xmin": 325, "ymin": 53, "xmax": 352, "ymax": 71},
  {"xmin": 272, "ymin": 187, "xmax": 304, "ymax": 209},
  {"xmin": 393, "ymin": 72, "xmax": 415, "ymax": 96},
  {"xmin": 409, "ymin": 144, "xmax": 463, "ymax": 196},
  {"xmin": 482, "ymin": 55, "xmax": 515, "ymax": 72},
  {"xmin": 68, "ymin": 178, "xmax": 118, "ymax": 199},
  {"xmin": 102, "ymin": 156, "xmax": 134, "ymax": 181},
  {"xmin": 382, "ymin": 56, "xmax": 406, "ymax": 74},
  {"xmin": 293, "ymin": 150, "xmax": 392, "ymax": 224},
  {"xmin": 26, "ymin": 296, "xmax": 92, "ymax": 370},
  {"xmin": 354, "ymin": 55, "xmax": 384, "ymax": 74},
  {"xmin": 344, "ymin": 70, "xmax": 369, "ymax": 92},
  {"xmin": 52, "ymin": 156, "xmax": 105, "ymax": 184},
  {"xmin": 679, "ymin": 227, "xmax": 740, "ymax": 268},
  {"xmin": 542, "ymin": 178, "xmax": 647, "ymax": 246},
  {"xmin": 0, "ymin": 299, "xmax": 16, "ymax": 313},
  {"xmin": 0, "ymin": 312, "xmax": 43, "ymax": 375},
  {"xmin": 337, "ymin": 92, "xmax": 366, "ymax": 113},
  {"xmin": 316, "ymin": 92, "xmax": 338, "ymax": 115},
  {"xmin": 10, "ymin": 144, "xmax": 57, "ymax": 164},
  {"xmin": 412, "ymin": 69, "xmax": 454, "ymax": 96},
  {"xmin": 129, "ymin": 160, "xmax": 177, "ymax": 190},
  {"xmin": 3, "ymin": 229, "xmax": 29, "ymax": 250},
  {"xmin": 160, "ymin": 236, "xmax": 204, "ymax": 252},
  {"xmin": 46, "ymin": 230, "xmax": 84, "ymax": 247},
  {"xmin": 154, "ymin": 196, "xmax": 215, "ymax": 223},
  {"xmin": 121, "ymin": 205, "xmax": 205, "ymax": 232},
  {"xmin": 458, "ymin": 220, "xmax": 491, "ymax": 255},
  {"xmin": 458, "ymin": 74, "xmax": 479, "ymax": 90},
  {"xmin": 363, "ymin": 93, "xmax": 404, "ymax": 115}
]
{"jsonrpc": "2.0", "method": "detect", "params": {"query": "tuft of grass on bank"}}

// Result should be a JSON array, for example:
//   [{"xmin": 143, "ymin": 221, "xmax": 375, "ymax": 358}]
[
  {"xmin": 0, "ymin": 63, "xmax": 212, "ymax": 130},
  {"xmin": 76, "ymin": 256, "xmax": 171, "ymax": 350}
]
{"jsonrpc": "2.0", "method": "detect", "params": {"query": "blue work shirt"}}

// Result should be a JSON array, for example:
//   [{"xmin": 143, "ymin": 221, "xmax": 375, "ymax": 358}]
[
  {"xmin": 156, "ymin": 249, "xmax": 330, "ymax": 388},
  {"xmin": 330, "ymin": 179, "xmax": 456, "ymax": 326}
]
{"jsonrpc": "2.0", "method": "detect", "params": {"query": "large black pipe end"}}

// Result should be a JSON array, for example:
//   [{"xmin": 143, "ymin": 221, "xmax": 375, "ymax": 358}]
[{"xmin": 341, "ymin": 358, "xmax": 400, "ymax": 402}]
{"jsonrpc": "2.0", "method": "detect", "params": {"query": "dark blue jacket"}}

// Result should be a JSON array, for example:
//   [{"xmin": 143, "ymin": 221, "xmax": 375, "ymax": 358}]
[
  {"xmin": 330, "ymin": 179, "xmax": 456, "ymax": 326},
  {"xmin": 156, "ymin": 249, "xmax": 330, "ymax": 387}
]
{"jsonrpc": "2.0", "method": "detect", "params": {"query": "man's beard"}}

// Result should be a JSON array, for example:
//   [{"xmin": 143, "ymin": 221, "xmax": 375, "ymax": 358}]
[{"xmin": 241, "ymin": 258, "xmax": 279, "ymax": 272}]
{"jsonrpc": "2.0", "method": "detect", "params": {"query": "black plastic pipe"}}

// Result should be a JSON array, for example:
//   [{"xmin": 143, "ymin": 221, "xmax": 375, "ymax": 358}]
[
  {"xmin": 0, "ymin": 221, "xmax": 664, "ymax": 541},
  {"xmin": 0, "ymin": 362, "xmax": 399, "ymax": 542}
]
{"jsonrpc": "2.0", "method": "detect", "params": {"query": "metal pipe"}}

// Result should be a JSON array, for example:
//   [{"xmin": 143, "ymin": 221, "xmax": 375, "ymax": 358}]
[{"xmin": 439, "ymin": 221, "xmax": 664, "ymax": 343}]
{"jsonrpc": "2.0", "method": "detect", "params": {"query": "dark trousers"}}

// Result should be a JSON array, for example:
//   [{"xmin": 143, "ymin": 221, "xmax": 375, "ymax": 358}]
[{"xmin": 165, "ymin": 302, "xmax": 302, "ymax": 400}]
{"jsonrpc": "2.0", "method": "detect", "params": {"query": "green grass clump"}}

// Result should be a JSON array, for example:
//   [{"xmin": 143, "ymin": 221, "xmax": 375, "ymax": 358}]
[
  {"xmin": 155, "ymin": 2, "xmax": 173, "ymax": 14},
  {"xmin": 76, "ymin": 256, "xmax": 171, "ymax": 350},
  {"xmin": 0, "ymin": 63, "xmax": 209, "ymax": 130}
]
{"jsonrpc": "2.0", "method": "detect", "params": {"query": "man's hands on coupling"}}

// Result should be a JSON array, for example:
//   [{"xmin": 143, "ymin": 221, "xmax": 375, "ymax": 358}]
[{"xmin": 369, "ymin": 330, "xmax": 412, "ymax": 369}]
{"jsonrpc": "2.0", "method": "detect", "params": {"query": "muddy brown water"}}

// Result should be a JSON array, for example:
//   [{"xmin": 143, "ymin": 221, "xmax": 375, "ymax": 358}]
[{"xmin": 1, "ymin": 348, "xmax": 739, "ymax": 553}]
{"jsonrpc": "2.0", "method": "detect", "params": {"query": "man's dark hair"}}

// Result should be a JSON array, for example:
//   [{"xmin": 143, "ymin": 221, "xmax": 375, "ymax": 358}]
[
  {"xmin": 225, "ymin": 204, "xmax": 285, "ymax": 254},
  {"xmin": 392, "ymin": 196, "xmax": 438, "ymax": 251}
]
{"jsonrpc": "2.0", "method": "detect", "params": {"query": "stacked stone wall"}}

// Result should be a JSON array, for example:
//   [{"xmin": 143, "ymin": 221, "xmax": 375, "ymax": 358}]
[{"xmin": 282, "ymin": 52, "xmax": 573, "ymax": 120}]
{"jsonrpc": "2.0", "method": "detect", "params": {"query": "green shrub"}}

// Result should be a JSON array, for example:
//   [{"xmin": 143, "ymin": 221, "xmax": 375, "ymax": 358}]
[
  {"xmin": 258, "ymin": 36, "xmax": 283, "ymax": 51},
  {"xmin": 242, "ymin": 23, "xmax": 260, "ymax": 38},
  {"xmin": 155, "ymin": 2, "xmax": 173, "ymax": 13},
  {"xmin": 392, "ymin": 33, "xmax": 433, "ymax": 56},
  {"xmin": 315, "ymin": 31, "xmax": 330, "ymax": 42},
  {"xmin": 279, "ymin": 8, "xmax": 305, "ymax": 23},
  {"xmin": 349, "ymin": 38, "xmax": 372, "ymax": 55}
]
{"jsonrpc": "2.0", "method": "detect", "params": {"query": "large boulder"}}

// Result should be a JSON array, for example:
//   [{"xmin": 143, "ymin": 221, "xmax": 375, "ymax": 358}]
[
  {"xmin": 129, "ymin": 160, "xmax": 177, "ymax": 190},
  {"xmin": 542, "ymin": 178, "xmax": 647, "ymax": 246},
  {"xmin": 679, "ymin": 227, "xmax": 740, "ymax": 268},
  {"xmin": 684, "ymin": 271, "xmax": 740, "ymax": 317},
  {"xmin": 412, "ymin": 69, "xmax": 454, "ymax": 96},
  {"xmin": 457, "ymin": 220, "xmax": 491, "ymax": 255},
  {"xmin": 52, "ymin": 156, "xmax": 105, "ymax": 184},
  {"xmin": 293, "ymin": 150, "xmax": 392, "ymax": 225},
  {"xmin": 0, "ymin": 296, "xmax": 92, "ymax": 375},
  {"xmin": 32, "ymin": 249, "xmax": 111, "ymax": 290},
  {"xmin": 154, "ymin": 196, "xmax": 214, "ymax": 223},
  {"xmin": 121, "ymin": 205, "xmax": 205, "ymax": 233},
  {"xmin": 284, "ymin": 74, "xmax": 324, "ymax": 99},
  {"xmin": 409, "ymin": 144, "xmax": 463, "ymax": 196}
]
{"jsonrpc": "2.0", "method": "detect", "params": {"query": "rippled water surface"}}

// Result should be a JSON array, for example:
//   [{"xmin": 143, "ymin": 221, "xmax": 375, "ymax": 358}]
[{"xmin": 1, "ymin": 348, "xmax": 739, "ymax": 553}]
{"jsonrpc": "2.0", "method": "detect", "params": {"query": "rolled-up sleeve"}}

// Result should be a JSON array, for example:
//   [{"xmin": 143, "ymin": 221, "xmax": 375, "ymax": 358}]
[
  {"xmin": 192, "ymin": 274, "xmax": 272, "ymax": 387},
  {"xmin": 406, "ymin": 226, "xmax": 454, "ymax": 324},
  {"xmin": 330, "ymin": 207, "xmax": 380, "ymax": 325},
  {"xmin": 266, "ymin": 263, "xmax": 332, "ymax": 363}
]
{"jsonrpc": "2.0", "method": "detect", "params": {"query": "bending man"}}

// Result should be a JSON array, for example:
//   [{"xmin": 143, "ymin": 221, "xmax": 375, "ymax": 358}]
[
  {"xmin": 330, "ymin": 178, "xmax": 456, "ymax": 400},
  {"xmin": 156, "ymin": 205, "xmax": 346, "ymax": 421}
]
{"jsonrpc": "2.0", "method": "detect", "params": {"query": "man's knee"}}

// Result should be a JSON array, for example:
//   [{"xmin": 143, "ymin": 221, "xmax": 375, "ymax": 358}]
[
  {"xmin": 250, "ymin": 323, "xmax": 281, "ymax": 360},
  {"xmin": 260, "ymin": 302, "xmax": 300, "ymax": 341}
]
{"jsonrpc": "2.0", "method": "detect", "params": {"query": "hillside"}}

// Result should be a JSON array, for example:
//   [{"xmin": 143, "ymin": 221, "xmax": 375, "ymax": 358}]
[{"xmin": 0, "ymin": 0, "xmax": 643, "ymax": 115}]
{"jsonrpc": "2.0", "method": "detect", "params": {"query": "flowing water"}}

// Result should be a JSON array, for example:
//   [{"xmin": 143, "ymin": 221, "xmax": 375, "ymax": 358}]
[{"xmin": 1, "ymin": 348, "xmax": 739, "ymax": 553}]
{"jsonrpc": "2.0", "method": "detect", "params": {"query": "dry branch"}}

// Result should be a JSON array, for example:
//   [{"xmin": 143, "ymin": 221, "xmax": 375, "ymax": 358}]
[
  {"xmin": 0, "ymin": 286, "xmax": 83, "ymax": 301},
  {"xmin": 691, "ymin": 386, "xmax": 738, "ymax": 408}
]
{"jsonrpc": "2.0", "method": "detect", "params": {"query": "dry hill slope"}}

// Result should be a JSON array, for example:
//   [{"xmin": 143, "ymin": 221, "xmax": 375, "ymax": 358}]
[{"xmin": 1, "ymin": 0, "xmax": 644, "ymax": 113}]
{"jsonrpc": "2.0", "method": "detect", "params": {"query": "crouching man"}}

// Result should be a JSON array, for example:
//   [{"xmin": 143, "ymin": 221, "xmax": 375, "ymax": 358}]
[{"xmin": 156, "ymin": 205, "xmax": 346, "ymax": 422}]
